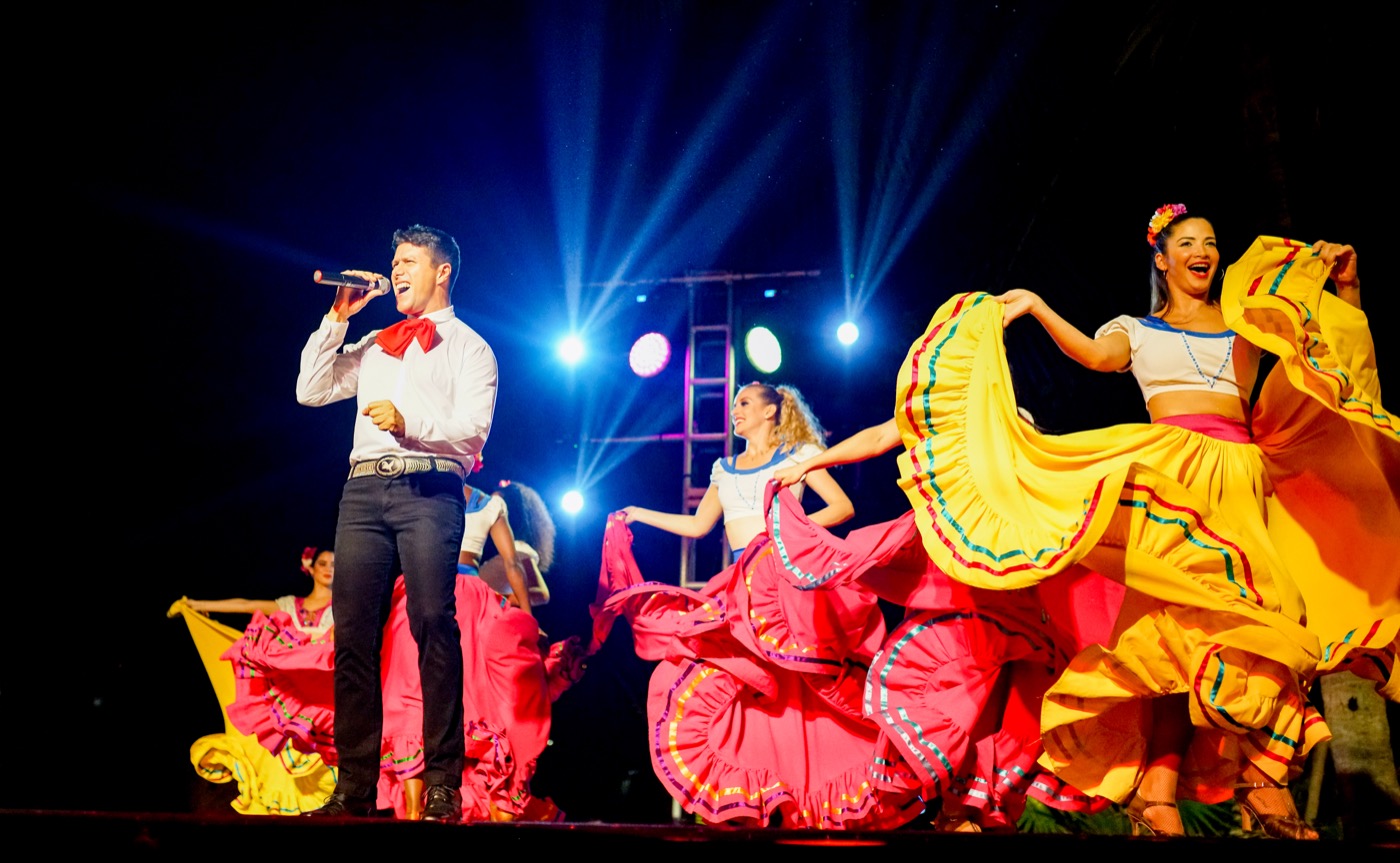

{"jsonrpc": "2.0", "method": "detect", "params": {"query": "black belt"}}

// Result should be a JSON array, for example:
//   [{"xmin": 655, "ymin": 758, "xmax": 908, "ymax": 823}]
[{"xmin": 348, "ymin": 455, "xmax": 467, "ymax": 481}]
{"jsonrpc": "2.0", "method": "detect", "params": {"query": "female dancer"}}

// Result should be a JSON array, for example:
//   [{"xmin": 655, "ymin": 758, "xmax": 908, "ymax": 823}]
[
  {"xmin": 172, "ymin": 546, "xmax": 340, "ymax": 814},
  {"xmin": 622, "ymin": 382, "xmax": 853, "ymax": 555},
  {"xmin": 202, "ymin": 547, "xmax": 341, "ymax": 761},
  {"xmin": 187, "ymin": 547, "xmax": 335, "ymax": 637},
  {"xmin": 994, "ymin": 209, "xmax": 1390, "ymax": 838},
  {"xmin": 772, "ymin": 205, "xmax": 1394, "ymax": 840},
  {"xmin": 587, "ymin": 383, "xmax": 931, "ymax": 829},
  {"xmin": 787, "ymin": 205, "xmax": 1396, "ymax": 839}
]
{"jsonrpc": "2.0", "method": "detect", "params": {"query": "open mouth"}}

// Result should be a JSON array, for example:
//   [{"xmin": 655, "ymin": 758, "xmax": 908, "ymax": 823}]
[{"xmin": 1188, "ymin": 264, "xmax": 1211, "ymax": 277}]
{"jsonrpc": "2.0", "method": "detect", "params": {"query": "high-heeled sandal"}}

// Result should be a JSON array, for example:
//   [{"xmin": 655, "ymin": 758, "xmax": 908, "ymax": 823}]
[
  {"xmin": 1234, "ymin": 782, "xmax": 1319, "ymax": 840},
  {"xmin": 1125, "ymin": 793, "xmax": 1184, "ymax": 837},
  {"xmin": 403, "ymin": 777, "xmax": 424, "ymax": 821}
]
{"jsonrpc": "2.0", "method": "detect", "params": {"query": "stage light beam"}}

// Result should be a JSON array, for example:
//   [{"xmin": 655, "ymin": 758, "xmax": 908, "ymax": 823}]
[
  {"xmin": 561, "ymin": 490, "xmax": 584, "ymax": 514},
  {"xmin": 837, "ymin": 321, "xmax": 860, "ymax": 346}
]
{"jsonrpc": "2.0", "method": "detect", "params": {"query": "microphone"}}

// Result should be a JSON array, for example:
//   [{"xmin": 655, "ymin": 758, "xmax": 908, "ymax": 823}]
[{"xmin": 313, "ymin": 270, "xmax": 390, "ymax": 294}]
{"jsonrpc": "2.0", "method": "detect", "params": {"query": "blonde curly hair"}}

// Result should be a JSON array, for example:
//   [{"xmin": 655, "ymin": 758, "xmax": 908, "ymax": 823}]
[{"xmin": 739, "ymin": 382, "xmax": 827, "ymax": 451}]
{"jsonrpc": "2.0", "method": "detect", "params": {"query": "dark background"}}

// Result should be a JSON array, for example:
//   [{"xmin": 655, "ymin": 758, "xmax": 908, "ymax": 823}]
[{"xmin": 15, "ymin": 1, "xmax": 1387, "ymax": 819}]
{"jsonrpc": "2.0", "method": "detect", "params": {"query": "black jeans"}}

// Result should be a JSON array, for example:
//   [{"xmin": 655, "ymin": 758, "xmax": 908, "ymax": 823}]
[{"xmin": 331, "ymin": 471, "xmax": 466, "ymax": 799}]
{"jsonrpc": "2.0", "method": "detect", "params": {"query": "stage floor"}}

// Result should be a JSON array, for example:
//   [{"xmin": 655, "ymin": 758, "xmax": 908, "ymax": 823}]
[{"xmin": 9, "ymin": 810, "xmax": 1398, "ymax": 859}]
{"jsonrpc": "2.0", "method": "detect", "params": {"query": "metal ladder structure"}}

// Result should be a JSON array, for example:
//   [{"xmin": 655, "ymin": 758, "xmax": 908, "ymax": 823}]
[{"xmin": 678, "ymin": 278, "xmax": 736, "ymax": 589}]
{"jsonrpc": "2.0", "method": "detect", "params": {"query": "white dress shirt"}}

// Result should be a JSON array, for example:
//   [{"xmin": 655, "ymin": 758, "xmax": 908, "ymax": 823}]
[{"xmin": 296, "ymin": 305, "xmax": 498, "ymax": 470}]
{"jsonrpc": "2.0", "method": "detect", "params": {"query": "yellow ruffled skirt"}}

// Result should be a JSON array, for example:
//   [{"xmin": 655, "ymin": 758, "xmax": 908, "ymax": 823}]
[
  {"xmin": 169, "ymin": 599, "xmax": 338, "ymax": 814},
  {"xmin": 892, "ymin": 237, "xmax": 1398, "ymax": 804}
]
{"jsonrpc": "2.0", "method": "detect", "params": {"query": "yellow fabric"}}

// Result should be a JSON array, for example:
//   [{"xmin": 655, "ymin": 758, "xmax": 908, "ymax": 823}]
[
  {"xmin": 169, "ymin": 599, "xmax": 337, "ymax": 813},
  {"xmin": 190, "ymin": 732, "xmax": 338, "ymax": 816},
  {"xmin": 169, "ymin": 599, "xmax": 244, "ymax": 725},
  {"xmin": 1225, "ymin": 237, "xmax": 1400, "ymax": 644},
  {"xmin": 890, "ymin": 237, "xmax": 1397, "ymax": 805}
]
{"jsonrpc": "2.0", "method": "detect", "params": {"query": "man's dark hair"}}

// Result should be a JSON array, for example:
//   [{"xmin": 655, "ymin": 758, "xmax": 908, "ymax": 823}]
[{"xmin": 392, "ymin": 224, "xmax": 461, "ymax": 292}]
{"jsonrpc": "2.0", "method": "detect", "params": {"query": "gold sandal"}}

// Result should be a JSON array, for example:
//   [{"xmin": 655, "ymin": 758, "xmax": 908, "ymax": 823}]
[
  {"xmin": 403, "ymin": 777, "xmax": 424, "ymax": 821},
  {"xmin": 1125, "ymin": 793, "xmax": 1183, "ymax": 837},
  {"xmin": 1234, "ymin": 782, "xmax": 1319, "ymax": 840}
]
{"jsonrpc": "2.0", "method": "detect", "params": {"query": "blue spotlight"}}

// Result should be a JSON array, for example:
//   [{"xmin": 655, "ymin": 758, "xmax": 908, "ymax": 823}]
[
  {"xmin": 745, "ymin": 326, "xmax": 782, "ymax": 374},
  {"xmin": 636, "ymin": 294, "xmax": 648, "ymax": 303},
  {"xmin": 556, "ymin": 335, "xmax": 585, "ymax": 365},
  {"xmin": 763, "ymin": 289, "xmax": 776, "ymax": 298},
  {"xmin": 561, "ymin": 489, "xmax": 584, "ymax": 514},
  {"xmin": 837, "ymin": 321, "xmax": 860, "ymax": 346}
]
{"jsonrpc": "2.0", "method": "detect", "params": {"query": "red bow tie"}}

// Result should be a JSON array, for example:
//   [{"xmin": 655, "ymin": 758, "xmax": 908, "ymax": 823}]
[{"xmin": 376, "ymin": 317, "xmax": 437, "ymax": 358}]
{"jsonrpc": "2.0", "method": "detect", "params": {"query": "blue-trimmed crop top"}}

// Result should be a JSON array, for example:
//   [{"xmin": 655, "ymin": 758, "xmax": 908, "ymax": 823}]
[
  {"xmin": 1095, "ymin": 314, "xmax": 1259, "ymax": 403},
  {"xmin": 711, "ymin": 443, "xmax": 822, "ymax": 523},
  {"xmin": 461, "ymin": 486, "xmax": 506, "ymax": 556}
]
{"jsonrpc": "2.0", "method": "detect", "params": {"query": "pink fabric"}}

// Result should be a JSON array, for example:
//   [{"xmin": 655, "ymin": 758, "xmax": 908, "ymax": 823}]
[
  {"xmin": 377, "ymin": 573, "xmax": 563, "ymax": 820},
  {"xmin": 223, "ymin": 611, "xmax": 336, "ymax": 758},
  {"xmin": 586, "ymin": 489, "xmax": 1127, "ymax": 826},
  {"xmin": 590, "ymin": 510, "xmax": 921, "ymax": 828},
  {"xmin": 647, "ymin": 657, "xmax": 919, "ymax": 828},
  {"xmin": 1155, "ymin": 412, "xmax": 1251, "ymax": 443},
  {"xmin": 761, "ymin": 483, "xmax": 1121, "ymax": 820}
]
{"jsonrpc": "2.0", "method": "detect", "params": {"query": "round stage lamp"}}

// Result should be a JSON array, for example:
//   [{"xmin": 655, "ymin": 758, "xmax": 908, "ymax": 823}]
[
  {"xmin": 745, "ymin": 326, "xmax": 782, "ymax": 374},
  {"xmin": 837, "ymin": 321, "xmax": 859, "ymax": 346},
  {"xmin": 561, "ymin": 490, "xmax": 584, "ymax": 514},
  {"xmin": 556, "ymin": 335, "xmax": 585, "ymax": 365},
  {"xmin": 629, "ymin": 332, "xmax": 671, "ymax": 378}
]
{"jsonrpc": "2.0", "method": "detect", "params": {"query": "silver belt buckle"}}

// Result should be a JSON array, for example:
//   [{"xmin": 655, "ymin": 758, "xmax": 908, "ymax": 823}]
[{"xmin": 374, "ymin": 455, "xmax": 405, "ymax": 478}]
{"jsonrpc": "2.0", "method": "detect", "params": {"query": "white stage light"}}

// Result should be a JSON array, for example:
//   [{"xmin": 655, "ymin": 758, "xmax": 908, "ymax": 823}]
[
  {"xmin": 556, "ymin": 335, "xmax": 585, "ymax": 365},
  {"xmin": 837, "ymin": 321, "xmax": 859, "ymax": 346},
  {"xmin": 561, "ymin": 490, "xmax": 584, "ymax": 514},
  {"xmin": 744, "ymin": 326, "xmax": 782, "ymax": 375}
]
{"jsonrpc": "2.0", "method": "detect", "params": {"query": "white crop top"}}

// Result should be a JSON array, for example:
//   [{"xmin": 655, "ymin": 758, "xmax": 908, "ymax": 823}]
[
  {"xmin": 1095, "ymin": 315, "xmax": 1258, "ymax": 403},
  {"xmin": 461, "ymin": 490, "xmax": 506, "ymax": 556},
  {"xmin": 711, "ymin": 443, "xmax": 821, "ymax": 523}
]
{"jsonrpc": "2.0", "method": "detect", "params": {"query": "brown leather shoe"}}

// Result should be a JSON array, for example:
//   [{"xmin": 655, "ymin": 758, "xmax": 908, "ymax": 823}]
[{"xmin": 420, "ymin": 785, "xmax": 462, "ymax": 822}]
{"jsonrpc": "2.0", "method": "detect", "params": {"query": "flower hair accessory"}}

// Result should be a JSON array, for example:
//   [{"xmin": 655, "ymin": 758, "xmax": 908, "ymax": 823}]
[
  {"xmin": 1146, "ymin": 203, "xmax": 1188, "ymax": 246},
  {"xmin": 301, "ymin": 546, "xmax": 319, "ymax": 574}
]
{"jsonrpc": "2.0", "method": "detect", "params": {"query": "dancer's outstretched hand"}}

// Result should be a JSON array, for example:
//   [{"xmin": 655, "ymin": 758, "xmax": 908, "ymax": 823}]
[{"xmin": 994, "ymin": 289, "xmax": 1043, "ymax": 328}]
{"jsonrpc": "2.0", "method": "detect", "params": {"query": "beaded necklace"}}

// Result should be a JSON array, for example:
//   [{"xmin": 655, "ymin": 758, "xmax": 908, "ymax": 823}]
[
  {"xmin": 729, "ymin": 445, "xmax": 786, "ymax": 512},
  {"xmin": 1179, "ymin": 332, "xmax": 1233, "ymax": 389}
]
